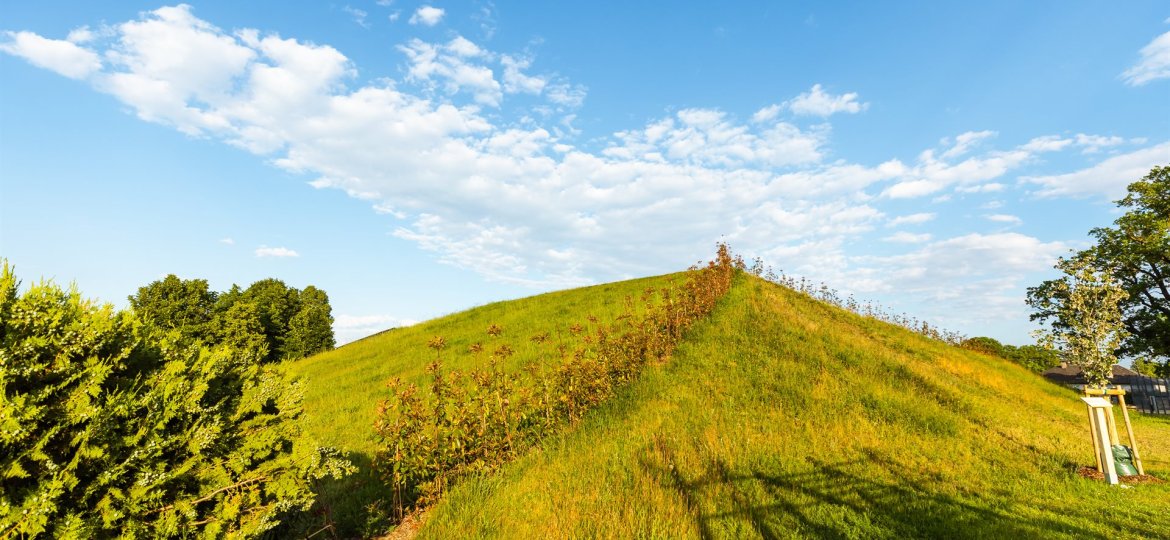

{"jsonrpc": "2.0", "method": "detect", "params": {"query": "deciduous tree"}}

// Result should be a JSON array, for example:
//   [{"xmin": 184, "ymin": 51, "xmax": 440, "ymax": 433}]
[{"xmin": 1029, "ymin": 257, "xmax": 1130, "ymax": 388}]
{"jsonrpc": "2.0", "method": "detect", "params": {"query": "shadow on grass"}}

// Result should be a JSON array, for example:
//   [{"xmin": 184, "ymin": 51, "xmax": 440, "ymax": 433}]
[
  {"xmin": 273, "ymin": 451, "xmax": 390, "ymax": 539},
  {"xmin": 640, "ymin": 445, "xmax": 1164, "ymax": 540}
]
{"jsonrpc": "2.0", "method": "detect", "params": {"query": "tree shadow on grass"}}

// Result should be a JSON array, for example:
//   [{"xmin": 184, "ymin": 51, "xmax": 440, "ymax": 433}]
[
  {"xmin": 270, "ymin": 451, "xmax": 389, "ymax": 539},
  {"xmin": 640, "ymin": 444, "xmax": 1166, "ymax": 540}
]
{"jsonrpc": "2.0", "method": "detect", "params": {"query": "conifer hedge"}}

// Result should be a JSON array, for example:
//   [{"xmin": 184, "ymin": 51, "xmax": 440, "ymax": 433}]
[{"xmin": 0, "ymin": 263, "xmax": 351, "ymax": 538}]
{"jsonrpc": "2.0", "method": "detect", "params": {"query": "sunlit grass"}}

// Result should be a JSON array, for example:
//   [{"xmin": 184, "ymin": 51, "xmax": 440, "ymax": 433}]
[
  {"xmin": 420, "ymin": 276, "xmax": 1170, "ymax": 539},
  {"xmin": 285, "ymin": 273, "xmax": 683, "ymax": 535}
]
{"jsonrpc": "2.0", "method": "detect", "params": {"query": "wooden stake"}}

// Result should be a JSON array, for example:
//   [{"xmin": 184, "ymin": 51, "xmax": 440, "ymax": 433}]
[
  {"xmin": 1105, "ymin": 401, "xmax": 1120, "ymax": 446},
  {"xmin": 1086, "ymin": 403, "xmax": 1102, "ymax": 472},
  {"xmin": 1117, "ymin": 392, "xmax": 1145, "ymax": 476}
]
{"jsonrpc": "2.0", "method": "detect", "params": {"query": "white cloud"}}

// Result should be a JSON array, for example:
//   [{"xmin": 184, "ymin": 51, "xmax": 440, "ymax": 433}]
[
  {"xmin": 410, "ymin": 5, "xmax": 445, "ymax": 26},
  {"xmin": 1, "ymin": 30, "xmax": 102, "ymax": 79},
  {"xmin": 4, "ymin": 6, "xmax": 1127, "ymax": 341},
  {"xmin": 399, "ymin": 37, "xmax": 502, "ymax": 105},
  {"xmin": 1024, "ymin": 141, "xmax": 1170, "ymax": 199},
  {"xmin": 1073, "ymin": 133, "xmax": 1125, "ymax": 153},
  {"xmin": 219, "ymin": 237, "xmax": 235, "ymax": 245},
  {"xmin": 786, "ymin": 84, "xmax": 868, "ymax": 117},
  {"xmin": 500, "ymin": 55, "xmax": 546, "ymax": 94},
  {"xmin": 955, "ymin": 182, "xmax": 1005, "ymax": 193},
  {"xmin": 1122, "ymin": 28, "xmax": 1170, "ymax": 86},
  {"xmin": 883, "ymin": 231, "xmax": 932, "ymax": 243},
  {"xmin": 984, "ymin": 213, "xmax": 1022, "ymax": 225},
  {"xmin": 752, "ymin": 103, "xmax": 783, "ymax": 123},
  {"xmin": 881, "ymin": 132, "xmax": 1074, "ymax": 199},
  {"xmin": 343, "ymin": 6, "xmax": 370, "ymax": 28},
  {"xmin": 334, "ymin": 314, "xmax": 418, "ymax": 344},
  {"xmin": 388, "ymin": 11, "xmax": 402, "ymax": 22},
  {"xmin": 255, "ymin": 246, "xmax": 299, "ymax": 258},
  {"xmin": 851, "ymin": 232, "xmax": 1067, "ymax": 326},
  {"xmin": 66, "ymin": 26, "xmax": 96, "ymax": 44},
  {"xmin": 888, "ymin": 212, "xmax": 936, "ymax": 226},
  {"xmin": 396, "ymin": 36, "xmax": 579, "ymax": 110},
  {"xmin": 940, "ymin": 130, "xmax": 996, "ymax": 160},
  {"xmin": 604, "ymin": 108, "xmax": 826, "ymax": 168}
]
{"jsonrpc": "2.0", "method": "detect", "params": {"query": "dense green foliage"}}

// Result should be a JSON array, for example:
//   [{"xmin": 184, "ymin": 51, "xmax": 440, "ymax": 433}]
[
  {"xmin": 1029, "ymin": 165, "xmax": 1170, "ymax": 374},
  {"xmin": 0, "ymin": 263, "xmax": 351, "ymax": 538},
  {"xmin": 131, "ymin": 276, "xmax": 335, "ymax": 362},
  {"xmin": 372, "ymin": 245, "xmax": 737, "ymax": 522},
  {"xmin": 419, "ymin": 276, "xmax": 1170, "ymax": 539},
  {"xmin": 128, "ymin": 274, "xmax": 217, "ymax": 342},
  {"xmin": 1030, "ymin": 255, "xmax": 1131, "ymax": 387},
  {"xmin": 960, "ymin": 337, "xmax": 1060, "ymax": 373},
  {"xmin": 1132, "ymin": 356, "xmax": 1170, "ymax": 378}
]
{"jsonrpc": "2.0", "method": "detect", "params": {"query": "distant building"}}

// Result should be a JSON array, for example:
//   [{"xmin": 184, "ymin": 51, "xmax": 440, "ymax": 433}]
[
  {"xmin": 1042, "ymin": 363, "xmax": 1170, "ymax": 414},
  {"xmin": 1041, "ymin": 363, "xmax": 1142, "ymax": 392}
]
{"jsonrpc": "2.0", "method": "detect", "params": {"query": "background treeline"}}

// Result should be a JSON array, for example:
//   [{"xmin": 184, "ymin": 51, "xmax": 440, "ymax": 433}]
[
  {"xmin": 959, "ymin": 336, "xmax": 1061, "ymax": 373},
  {"xmin": 0, "ymin": 263, "xmax": 351, "ymax": 537},
  {"xmin": 129, "ymin": 275, "xmax": 335, "ymax": 363}
]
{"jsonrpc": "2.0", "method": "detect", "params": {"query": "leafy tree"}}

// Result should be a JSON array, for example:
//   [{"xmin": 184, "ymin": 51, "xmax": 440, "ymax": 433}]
[
  {"xmin": 960, "ymin": 336, "xmax": 1005, "ymax": 357},
  {"xmin": 0, "ymin": 262, "xmax": 351, "ymax": 537},
  {"xmin": 240, "ymin": 279, "xmax": 303, "ymax": 362},
  {"xmin": 283, "ymin": 286, "xmax": 335, "ymax": 360},
  {"xmin": 212, "ymin": 300, "xmax": 270, "ymax": 359},
  {"xmin": 1029, "ymin": 256, "xmax": 1130, "ymax": 388},
  {"xmin": 285, "ymin": 305, "xmax": 334, "ymax": 360},
  {"xmin": 1003, "ymin": 344, "xmax": 1061, "ymax": 373},
  {"xmin": 960, "ymin": 337, "xmax": 1060, "ymax": 373},
  {"xmin": 1132, "ymin": 356, "xmax": 1170, "ymax": 378},
  {"xmin": 128, "ymin": 274, "xmax": 217, "ymax": 342},
  {"xmin": 1029, "ymin": 165, "xmax": 1170, "ymax": 373}
]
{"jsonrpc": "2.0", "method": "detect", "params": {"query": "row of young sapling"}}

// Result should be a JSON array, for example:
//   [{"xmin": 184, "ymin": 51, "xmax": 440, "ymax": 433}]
[
  {"xmin": 369, "ymin": 246, "xmax": 972, "ymax": 524},
  {"xmin": 372, "ymin": 245, "xmax": 738, "ymax": 521},
  {"xmin": 746, "ymin": 258, "xmax": 967, "ymax": 345}
]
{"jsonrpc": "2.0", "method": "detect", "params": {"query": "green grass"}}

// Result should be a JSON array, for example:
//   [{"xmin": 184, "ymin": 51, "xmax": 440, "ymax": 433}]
[
  {"xmin": 286, "ymin": 273, "xmax": 684, "ymax": 535},
  {"xmin": 417, "ymin": 276, "xmax": 1170, "ymax": 539},
  {"xmin": 288, "ymin": 272, "xmax": 1170, "ymax": 538}
]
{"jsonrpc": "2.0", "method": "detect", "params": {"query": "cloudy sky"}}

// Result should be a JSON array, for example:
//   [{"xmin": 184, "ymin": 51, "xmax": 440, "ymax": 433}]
[{"xmin": 2, "ymin": 1, "xmax": 1168, "ymax": 345}]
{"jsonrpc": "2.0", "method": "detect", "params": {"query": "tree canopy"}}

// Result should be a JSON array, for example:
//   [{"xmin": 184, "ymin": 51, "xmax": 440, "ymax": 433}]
[
  {"xmin": 130, "ymin": 276, "xmax": 336, "ymax": 362},
  {"xmin": 1, "ymin": 262, "xmax": 351, "ymax": 537},
  {"xmin": 1028, "ymin": 165, "xmax": 1170, "ymax": 377}
]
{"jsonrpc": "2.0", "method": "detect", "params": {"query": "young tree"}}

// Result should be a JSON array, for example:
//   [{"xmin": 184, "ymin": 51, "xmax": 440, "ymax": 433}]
[
  {"xmin": 1030, "ymin": 165, "xmax": 1170, "ymax": 372},
  {"xmin": 0, "ymin": 262, "xmax": 351, "ymax": 537},
  {"xmin": 1029, "ymin": 256, "xmax": 1130, "ymax": 388}
]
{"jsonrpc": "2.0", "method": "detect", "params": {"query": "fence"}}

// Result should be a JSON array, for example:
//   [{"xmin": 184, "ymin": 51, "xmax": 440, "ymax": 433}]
[{"xmin": 1128, "ymin": 377, "xmax": 1170, "ymax": 414}]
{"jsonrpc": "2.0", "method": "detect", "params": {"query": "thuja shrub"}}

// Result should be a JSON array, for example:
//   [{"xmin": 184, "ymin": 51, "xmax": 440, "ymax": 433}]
[
  {"xmin": 373, "ymin": 244, "xmax": 737, "ymax": 521},
  {"xmin": 0, "ymin": 263, "xmax": 352, "ymax": 538}
]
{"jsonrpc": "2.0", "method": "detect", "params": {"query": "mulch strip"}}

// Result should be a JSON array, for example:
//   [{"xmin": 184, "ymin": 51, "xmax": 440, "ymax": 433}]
[{"xmin": 1076, "ymin": 466, "xmax": 1165, "ymax": 484}]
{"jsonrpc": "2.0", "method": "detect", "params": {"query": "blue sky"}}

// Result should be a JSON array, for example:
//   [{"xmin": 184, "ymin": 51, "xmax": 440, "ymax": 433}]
[{"xmin": 1, "ymin": 1, "xmax": 1168, "ymax": 345}]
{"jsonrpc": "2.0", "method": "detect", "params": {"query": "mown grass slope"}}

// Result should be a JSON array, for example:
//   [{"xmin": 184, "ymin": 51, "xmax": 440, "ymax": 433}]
[
  {"xmin": 418, "ymin": 275, "xmax": 1170, "ymax": 539},
  {"xmin": 286, "ymin": 273, "xmax": 684, "ymax": 535}
]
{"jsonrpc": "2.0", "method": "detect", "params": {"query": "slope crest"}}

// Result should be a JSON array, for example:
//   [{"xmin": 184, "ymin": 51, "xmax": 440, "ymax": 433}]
[{"xmin": 419, "ymin": 275, "xmax": 1170, "ymax": 539}]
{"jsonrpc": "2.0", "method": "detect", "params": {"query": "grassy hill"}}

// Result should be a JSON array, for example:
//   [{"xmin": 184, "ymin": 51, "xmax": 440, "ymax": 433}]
[
  {"xmin": 287, "ymin": 273, "xmax": 685, "ymax": 534},
  {"xmin": 290, "ymin": 273, "xmax": 1170, "ymax": 538}
]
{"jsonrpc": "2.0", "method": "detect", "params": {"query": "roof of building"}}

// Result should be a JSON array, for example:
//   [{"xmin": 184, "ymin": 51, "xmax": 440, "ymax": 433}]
[{"xmin": 1041, "ymin": 363, "xmax": 1143, "ymax": 385}]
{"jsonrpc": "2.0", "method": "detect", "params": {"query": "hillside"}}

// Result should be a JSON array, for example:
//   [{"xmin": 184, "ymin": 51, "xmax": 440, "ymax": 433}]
[
  {"xmin": 287, "ymin": 273, "xmax": 685, "ymax": 534},
  {"xmin": 418, "ymin": 276, "xmax": 1170, "ymax": 538},
  {"xmin": 291, "ymin": 274, "xmax": 1170, "ymax": 538}
]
